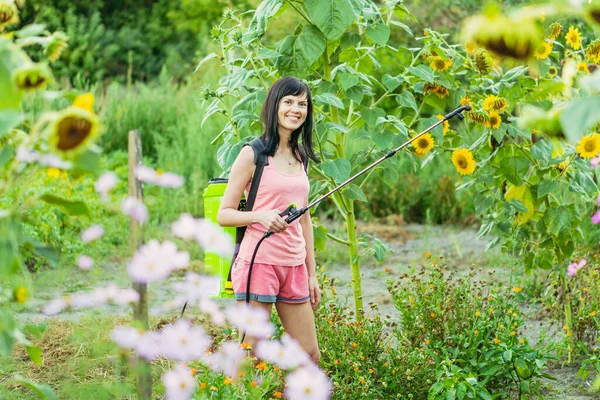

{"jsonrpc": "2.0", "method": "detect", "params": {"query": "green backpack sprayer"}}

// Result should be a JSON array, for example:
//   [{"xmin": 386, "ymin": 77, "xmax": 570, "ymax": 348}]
[{"xmin": 183, "ymin": 104, "xmax": 471, "ymax": 343}]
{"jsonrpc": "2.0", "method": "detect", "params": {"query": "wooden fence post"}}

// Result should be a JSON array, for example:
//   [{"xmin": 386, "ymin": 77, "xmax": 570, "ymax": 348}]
[{"xmin": 128, "ymin": 129, "xmax": 152, "ymax": 399}]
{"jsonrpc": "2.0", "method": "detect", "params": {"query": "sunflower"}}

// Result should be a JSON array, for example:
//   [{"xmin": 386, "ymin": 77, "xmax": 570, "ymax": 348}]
[
  {"xmin": 48, "ymin": 107, "xmax": 100, "ymax": 155},
  {"xmin": 45, "ymin": 31, "xmax": 68, "ymax": 62},
  {"xmin": 461, "ymin": 6, "xmax": 543, "ymax": 60},
  {"xmin": 467, "ymin": 111, "xmax": 488, "ymax": 126},
  {"xmin": 547, "ymin": 65, "xmax": 559, "ymax": 78},
  {"xmin": 483, "ymin": 95, "xmax": 498, "ymax": 112},
  {"xmin": 436, "ymin": 115, "xmax": 450, "ymax": 135},
  {"xmin": 413, "ymin": 133, "xmax": 435, "ymax": 156},
  {"xmin": 586, "ymin": 40, "xmax": 600, "ymax": 63},
  {"xmin": 534, "ymin": 41, "xmax": 552, "ymax": 60},
  {"xmin": 0, "ymin": 0, "xmax": 19, "ymax": 32},
  {"xmin": 460, "ymin": 95, "xmax": 472, "ymax": 107},
  {"xmin": 73, "ymin": 93, "xmax": 95, "ymax": 112},
  {"xmin": 486, "ymin": 111, "xmax": 502, "ymax": 130},
  {"xmin": 465, "ymin": 41, "xmax": 478, "ymax": 54},
  {"xmin": 430, "ymin": 56, "xmax": 453, "ymax": 72},
  {"xmin": 12, "ymin": 63, "xmax": 53, "ymax": 91},
  {"xmin": 424, "ymin": 83, "xmax": 450, "ymax": 98},
  {"xmin": 565, "ymin": 26, "xmax": 582, "ymax": 50},
  {"xmin": 548, "ymin": 22, "xmax": 562, "ymax": 41},
  {"xmin": 451, "ymin": 148, "xmax": 476, "ymax": 175},
  {"xmin": 577, "ymin": 62, "xmax": 590, "ymax": 74},
  {"xmin": 473, "ymin": 48, "xmax": 493, "ymax": 75},
  {"xmin": 577, "ymin": 133, "xmax": 600, "ymax": 158}
]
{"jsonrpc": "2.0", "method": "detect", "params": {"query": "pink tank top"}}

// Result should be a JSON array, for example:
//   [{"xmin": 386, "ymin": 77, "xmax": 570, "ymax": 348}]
[{"xmin": 237, "ymin": 156, "xmax": 309, "ymax": 266}]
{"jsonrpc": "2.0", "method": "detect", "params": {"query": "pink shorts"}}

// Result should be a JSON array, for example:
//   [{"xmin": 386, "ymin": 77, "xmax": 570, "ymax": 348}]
[{"xmin": 231, "ymin": 259, "xmax": 310, "ymax": 303}]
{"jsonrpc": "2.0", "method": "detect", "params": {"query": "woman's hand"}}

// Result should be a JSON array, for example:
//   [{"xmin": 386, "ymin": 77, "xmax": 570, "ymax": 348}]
[
  {"xmin": 308, "ymin": 275, "xmax": 321, "ymax": 309},
  {"xmin": 255, "ymin": 210, "xmax": 288, "ymax": 233}
]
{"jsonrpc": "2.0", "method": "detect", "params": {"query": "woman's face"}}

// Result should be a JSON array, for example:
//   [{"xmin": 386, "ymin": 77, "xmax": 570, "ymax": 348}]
[{"xmin": 277, "ymin": 93, "xmax": 308, "ymax": 134}]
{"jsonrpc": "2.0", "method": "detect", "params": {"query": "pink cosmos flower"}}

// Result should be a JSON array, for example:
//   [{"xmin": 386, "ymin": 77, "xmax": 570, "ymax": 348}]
[
  {"xmin": 591, "ymin": 155, "xmax": 600, "ymax": 169},
  {"xmin": 39, "ymin": 154, "xmax": 71, "ymax": 169},
  {"xmin": 204, "ymin": 340, "xmax": 245, "ymax": 378},
  {"xmin": 111, "ymin": 326, "xmax": 143, "ymax": 349},
  {"xmin": 81, "ymin": 225, "xmax": 104, "ymax": 243},
  {"xmin": 121, "ymin": 197, "xmax": 149, "ymax": 224},
  {"xmin": 43, "ymin": 297, "xmax": 69, "ymax": 316},
  {"xmin": 127, "ymin": 240, "xmax": 189, "ymax": 283},
  {"xmin": 159, "ymin": 319, "xmax": 211, "ymax": 362},
  {"xmin": 285, "ymin": 364, "xmax": 333, "ymax": 400},
  {"xmin": 173, "ymin": 273, "xmax": 220, "ymax": 301},
  {"xmin": 76, "ymin": 255, "xmax": 94, "ymax": 270},
  {"xmin": 592, "ymin": 210, "xmax": 600, "ymax": 224},
  {"xmin": 162, "ymin": 364, "xmax": 197, "ymax": 400},
  {"xmin": 95, "ymin": 172, "xmax": 118, "ymax": 200},
  {"xmin": 224, "ymin": 303, "xmax": 274, "ymax": 338},
  {"xmin": 255, "ymin": 334, "xmax": 311, "ymax": 370},
  {"xmin": 567, "ymin": 258, "xmax": 586, "ymax": 277},
  {"xmin": 135, "ymin": 331, "xmax": 162, "ymax": 360},
  {"xmin": 199, "ymin": 297, "xmax": 225, "ymax": 325},
  {"xmin": 196, "ymin": 219, "xmax": 234, "ymax": 257},
  {"xmin": 16, "ymin": 146, "xmax": 39, "ymax": 163},
  {"xmin": 172, "ymin": 213, "xmax": 198, "ymax": 240},
  {"xmin": 135, "ymin": 165, "xmax": 184, "ymax": 188}
]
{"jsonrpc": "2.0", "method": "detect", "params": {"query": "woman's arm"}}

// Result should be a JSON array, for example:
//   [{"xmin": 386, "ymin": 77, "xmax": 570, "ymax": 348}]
[
  {"xmin": 300, "ymin": 207, "xmax": 321, "ymax": 308},
  {"xmin": 217, "ymin": 146, "xmax": 288, "ymax": 232}
]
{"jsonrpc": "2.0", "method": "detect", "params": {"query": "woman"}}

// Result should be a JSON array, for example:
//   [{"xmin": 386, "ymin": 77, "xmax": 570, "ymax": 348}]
[{"xmin": 217, "ymin": 77, "xmax": 321, "ymax": 364}]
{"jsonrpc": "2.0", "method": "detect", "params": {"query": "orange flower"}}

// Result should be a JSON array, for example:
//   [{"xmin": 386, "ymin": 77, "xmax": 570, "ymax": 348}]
[
  {"xmin": 352, "ymin": 342, "xmax": 358, "ymax": 348},
  {"xmin": 224, "ymin": 378, "xmax": 232, "ymax": 385},
  {"xmin": 513, "ymin": 287, "xmax": 522, "ymax": 293},
  {"xmin": 200, "ymin": 383, "xmax": 206, "ymax": 389},
  {"xmin": 494, "ymin": 338, "xmax": 501, "ymax": 344},
  {"xmin": 250, "ymin": 380, "xmax": 257, "ymax": 387},
  {"xmin": 274, "ymin": 392, "xmax": 282, "ymax": 399}
]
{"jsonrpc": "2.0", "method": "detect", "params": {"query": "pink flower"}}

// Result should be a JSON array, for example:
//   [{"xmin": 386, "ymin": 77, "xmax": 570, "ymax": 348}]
[
  {"xmin": 121, "ymin": 197, "xmax": 149, "ymax": 224},
  {"xmin": 199, "ymin": 297, "xmax": 225, "ymax": 325},
  {"xmin": 285, "ymin": 364, "xmax": 332, "ymax": 400},
  {"xmin": 591, "ymin": 156, "xmax": 600, "ymax": 169},
  {"xmin": 172, "ymin": 213, "xmax": 198, "ymax": 240},
  {"xmin": 159, "ymin": 319, "xmax": 211, "ymax": 362},
  {"xmin": 162, "ymin": 364, "xmax": 197, "ymax": 400},
  {"xmin": 224, "ymin": 303, "xmax": 274, "ymax": 338},
  {"xmin": 81, "ymin": 225, "xmax": 104, "ymax": 243},
  {"xmin": 204, "ymin": 341, "xmax": 245, "ymax": 378},
  {"xmin": 43, "ymin": 297, "xmax": 68, "ymax": 315},
  {"xmin": 592, "ymin": 210, "xmax": 600, "ymax": 224},
  {"xmin": 16, "ymin": 146, "xmax": 39, "ymax": 163},
  {"xmin": 567, "ymin": 258, "xmax": 587, "ymax": 277},
  {"xmin": 111, "ymin": 326, "xmax": 143, "ymax": 349},
  {"xmin": 255, "ymin": 334, "xmax": 311, "ymax": 370},
  {"xmin": 39, "ymin": 154, "xmax": 71, "ymax": 169},
  {"xmin": 196, "ymin": 219, "xmax": 234, "ymax": 257},
  {"xmin": 95, "ymin": 172, "xmax": 118, "ymax": 199},
  {"xmin": 76, "ymin": 255, "xmax": 94, "ymax": 270},
  {"xmin": 173, "ymin": 273, "xmax": 220, "ymax": 301},
  {"xmin": 135, "ymin": 331, "xmax": 162, "ymax": 360},
  {"xmin": 127, "ymin": 240, "xmax": 189, "ymax": 283},
  {"xmin": 135, "ymin": 165, "xmax": 184, "ymax": 188}
]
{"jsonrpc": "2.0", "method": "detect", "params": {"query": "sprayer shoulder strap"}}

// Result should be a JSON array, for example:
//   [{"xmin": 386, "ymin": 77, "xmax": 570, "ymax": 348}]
[{"xmin": 244, "ymin": 137, "xmax": 269, "ymax": 211}]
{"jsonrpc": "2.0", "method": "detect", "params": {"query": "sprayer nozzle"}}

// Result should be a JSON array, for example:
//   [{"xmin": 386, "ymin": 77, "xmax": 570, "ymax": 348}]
[{"xmin": 464, "ymin": 105, "xmax": 472, "ymax": 111}]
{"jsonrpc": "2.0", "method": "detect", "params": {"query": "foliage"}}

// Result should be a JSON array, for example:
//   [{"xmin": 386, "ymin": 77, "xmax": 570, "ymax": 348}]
[{"xmin": 388, "ymin": 262, "xmax": 557, "ymax": 398}]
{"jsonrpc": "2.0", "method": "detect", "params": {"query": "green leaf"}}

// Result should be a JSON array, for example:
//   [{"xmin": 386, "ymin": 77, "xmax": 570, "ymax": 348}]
[
  {"xmin": 366, "ymin": 23, "xmax": 390, "ymax": 46},
  {"xmin": 345, "ymin": 85, "xmax": 364, "ymax": 104},
  {"xmin": 560, "ymin": 97, "xmax": 600, "ymax": 144},
  {"xmin": 340, "ymin": 32, "xmax": 361, "ymax": 50},
  {"xmin": 503, "ymin": 349, "xmax": 513, "ymax": 362},
  {"xmin": 537, "ymin": 179, "xmax": 557, "ymax": 198},
  {"xmin": 545, "ymin": 206, "xmax": 571, "ymax": 236},
  {"xmin": 305, "ymin": 0, "xmax": 356, "ymax": 41},
  {"xmin": 40, "ymin": 194, "xmax": 89, "ymax": 216},
  {"xmin": 389, "ymin": 20, "xmax": 413, "ymax": 36},
  {"xmin": 314, "ymin": 93, "xmax": 344, "ymax": 109},
  {"xmin": 320, "ymin": 158, "xmax": 351, "ymax": 183},
  {"xmin": 498, "ymin": 156, "xmax": 529, "ymax": 186},
  {"xmin": 12, "ymin": 375, "xmax": 57, "ymax": 400},
  {"xmin": 32, "ymin": 245, "xmax": 58, "ymax": 267},
  {"xmin": 382, "ymin": 74, "xmax": 404, "ymax": 91},
  {"xmin": 474, "ymin": 193, "xmax": 495, "ymax": 215},
  {"xmin": 0, "ymin": 145, "xmax": 13, "ymax": 167},
  {"xmin": 217, "ymin": 140, "xmax": 247, "ymax": 174},
  {"xmin": 26, "ymin": 345, "xmax": 43, "ymax": 365},
  {"xmin": 396, "ymin": 91, "xmax": 418, "ymax": 112},
  {"xmin": 372, "ymin": 238, "xmax": 388, "ymax": 261},
  {"xmin": 530, "ymin": 139, "xmax": 553, "ymax": 162},
  {"xmin": 481, "ymin": 364, "xmax": 504, "ymax": 376},
  {"xmin": 407, "ymin": 65, "xmax": 434, "ymax": 83},
  {"xmin": 193, "ymin": 53, "xmax": 219, "ymax": 73},
  {"xmin": 244, "ymin": 0, "xmax": 284, "ymax": 44},
  {"xmin": 71, "ymin": 149, "xmax": 102, "ymax": 174},
  {"xmin": 0, "ymin": 110, "xmax": 23, "ymax": 137},
  {"xmin": 337, "ymin": 72, "xmax": 359, "ymax": 91},
  {"xmin": 343, "ymin": 184, "xmax": 367, "ymax": 202},
  {"xmin": 360, "ymin": 107, "xmax": 385, "ymax": 126},
  {"xmin": 0, "ymin": 310, "xmax": 16, "ymax": 356},
  {"xmin": 381, "ymin": 166, "xmax": 399, "ymax": 187},
  {"xmin": 15, "ymin": 24, "xmax": 46, "ymax": 38},
  {"xmin": 371, "ymin": 130, "xmax": 393, "ymax": 149},
  {"xmin": 276, "ymin": 25, "xmax": 327, "ymax": 76},
  {"xmin": 313, "ymin": 225, "xmax": 327, "ymax": 251}
]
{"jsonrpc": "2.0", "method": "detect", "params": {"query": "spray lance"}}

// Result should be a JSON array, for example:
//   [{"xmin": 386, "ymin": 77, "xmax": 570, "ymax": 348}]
[{"xmin": 238, "ymin": 104, "xmax": 471, "ymax": 343}]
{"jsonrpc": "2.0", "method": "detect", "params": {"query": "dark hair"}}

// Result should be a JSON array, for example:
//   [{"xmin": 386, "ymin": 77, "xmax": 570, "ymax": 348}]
[{"xmin": 260, "ymin": 76, "xmax": 320, "ymax": 164}]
